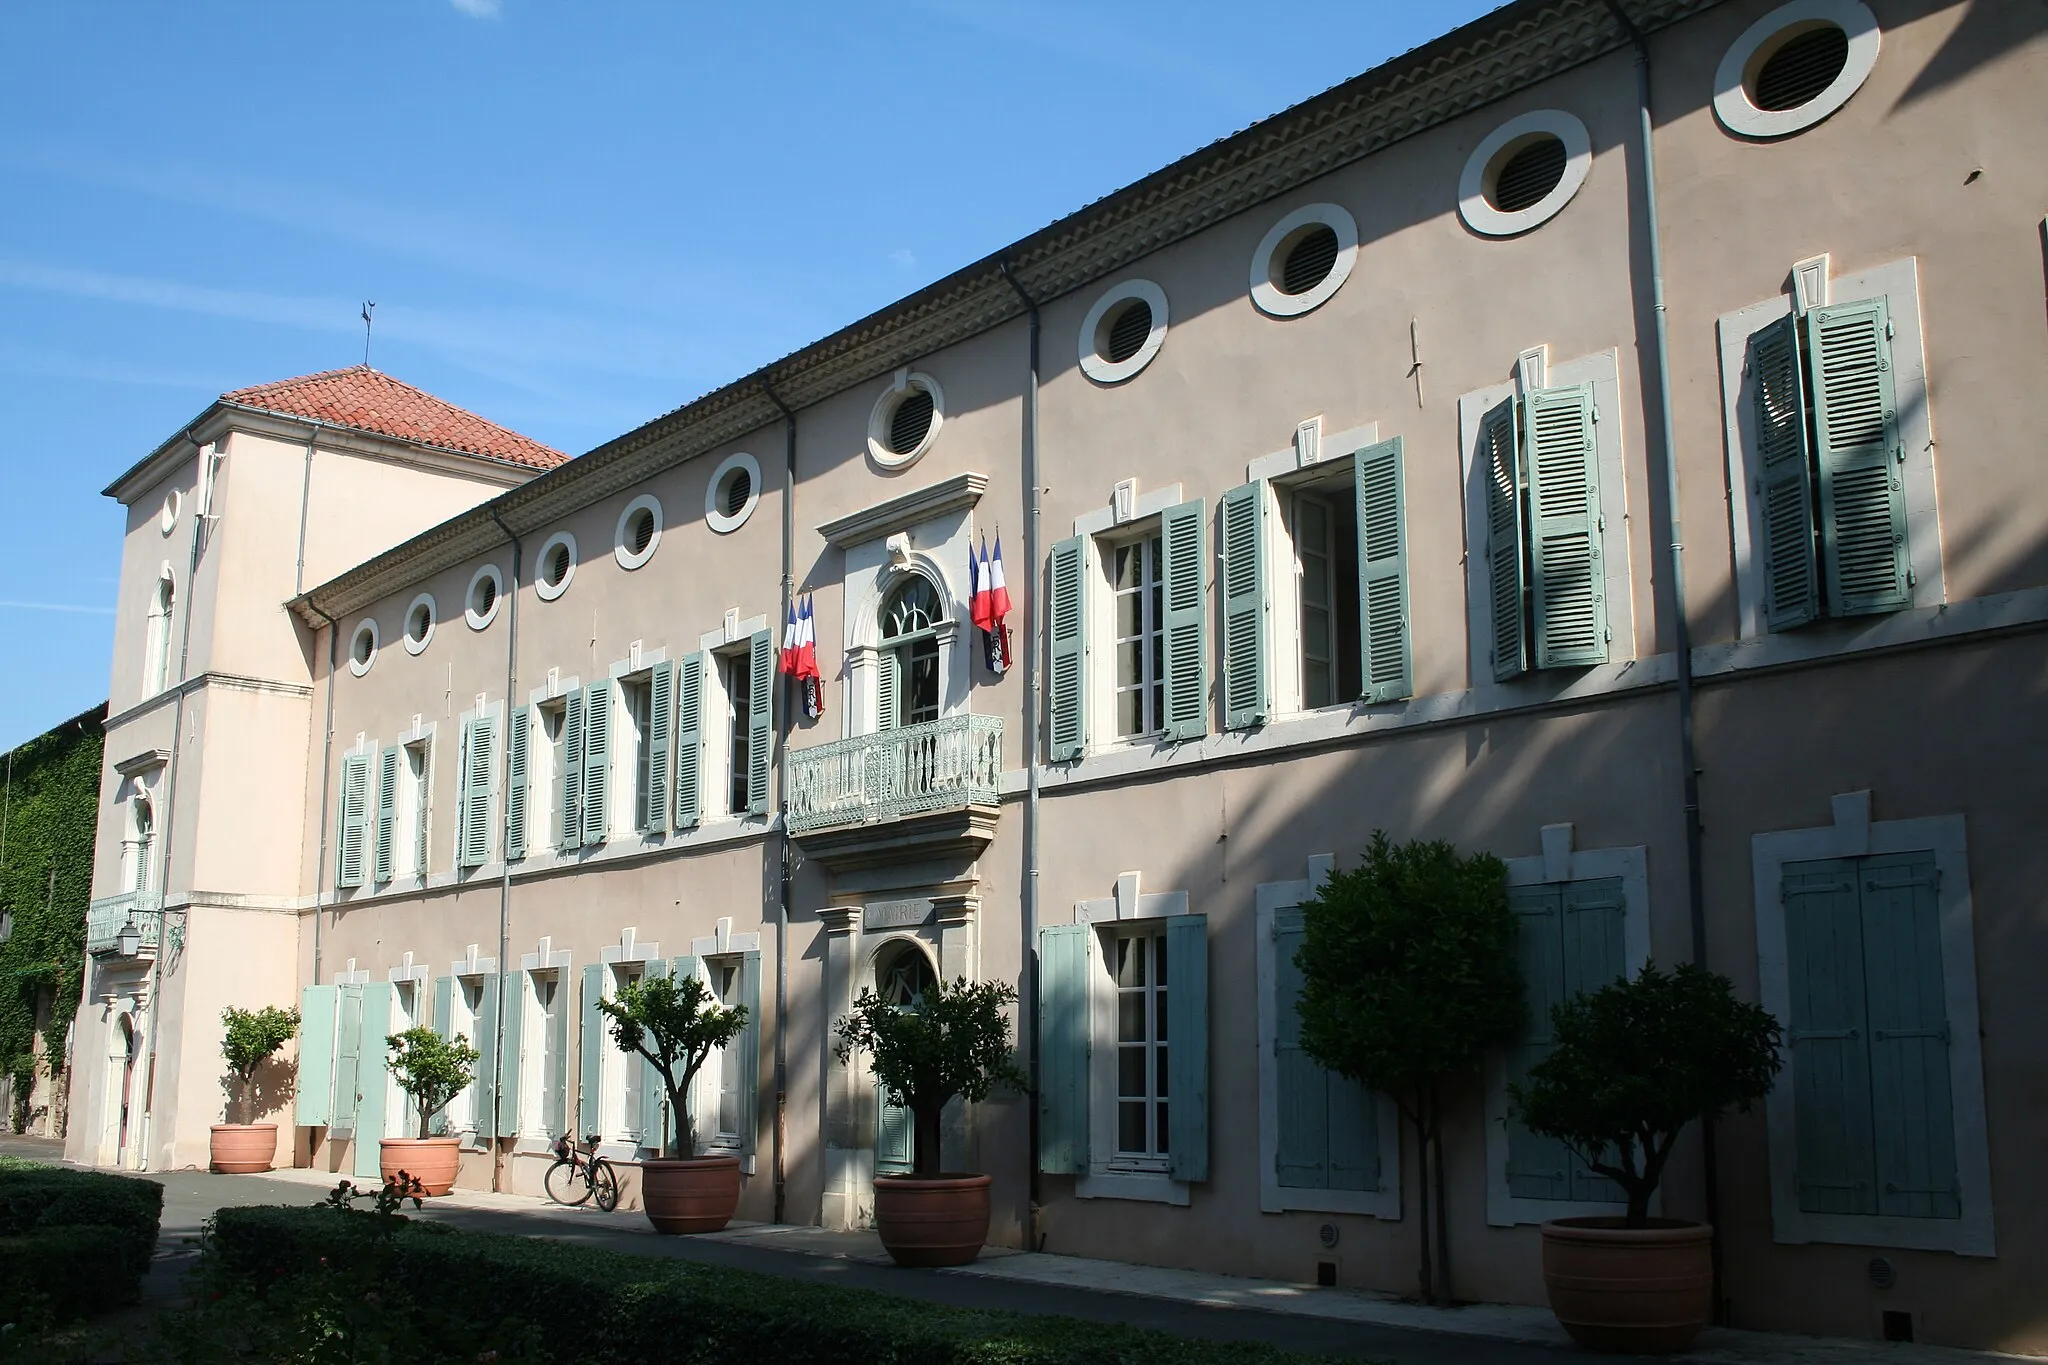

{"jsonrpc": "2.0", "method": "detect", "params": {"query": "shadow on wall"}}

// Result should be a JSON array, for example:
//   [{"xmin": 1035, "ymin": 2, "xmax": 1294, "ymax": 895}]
[
  {"xmin": 230, "ymin": 1054, "xmax": 299, "ymax": 1126},
  {"xmin": 1892, "ymin": 0, "xmax": 2048, "ymax": 110}
]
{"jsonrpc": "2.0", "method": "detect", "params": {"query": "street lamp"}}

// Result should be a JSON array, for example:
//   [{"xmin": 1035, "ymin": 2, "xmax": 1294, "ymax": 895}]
[{"xmin": 116, "ymin": 916, "xmax": 141, "ymax": 958}]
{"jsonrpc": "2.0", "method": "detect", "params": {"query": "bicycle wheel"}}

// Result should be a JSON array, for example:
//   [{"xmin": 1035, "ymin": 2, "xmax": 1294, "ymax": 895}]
[
  {"xmin": 591, "ymin": 1158, "xmax": 620, "ymax": 1213},
  {"xmin": 544, "ymin": 1156, "xmax": 592, "ymax": 1207}
]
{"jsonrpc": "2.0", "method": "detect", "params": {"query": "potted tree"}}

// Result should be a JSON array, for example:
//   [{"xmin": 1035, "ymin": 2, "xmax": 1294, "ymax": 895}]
[
  {"xmin": 599, "ymin": 971, "xmax": 748, "ymax": 1234},
  {"xmin": 834, "ymin": 975, "xmax": 1025, "ymax": 1267},
  {"xmin": 211, "ymin": 1004, "xmax": 299, "ymax": 1173},
  {"xmin": 1513, "ymin": 961, "xmax": 1783, "ymax": 1353},
  {"xmin": 1295, "ymin": 833, "xmax": 1525, "ymax": 1305},
  {"xmin": 379, "ymin": 1026, "xmax": 480, "ymax": 1196}
]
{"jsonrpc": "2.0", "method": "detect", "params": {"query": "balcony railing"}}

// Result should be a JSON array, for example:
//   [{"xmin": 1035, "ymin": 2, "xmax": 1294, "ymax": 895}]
[
  {"xmin": 787, "ymin": 714, "xmax": 1003, "ymax": 835},
  {"xmin": 87, "ymin": 891, "xmax": 163, "ymax": 956}
]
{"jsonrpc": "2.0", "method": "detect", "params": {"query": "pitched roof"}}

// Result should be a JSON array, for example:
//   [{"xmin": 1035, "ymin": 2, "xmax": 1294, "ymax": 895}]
[{"xmin": 221, "ymin": 366, "xmax": 566, "ymax": 470}]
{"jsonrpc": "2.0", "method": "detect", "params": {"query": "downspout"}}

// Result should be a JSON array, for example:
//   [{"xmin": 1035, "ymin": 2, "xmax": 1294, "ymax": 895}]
[
  {"xmin": 305, "ymin": 598, "xmax": 341, "ymax": 997},
  {"xmin": 294, "ymin": 421, "xmax": 325, "ymax": 597},
  {"xmin": 1602, "ymin": 0, "xmax": 1723, "ymax": 1316},
  {"xmin": 138, "ymin": 427, "xmax": 209, "ymax": 1170},
  {"xmin": 998, "ymin": 262, "xmax": 1044, "ymax": 1243},
  {"xmin": 761, "ymin": 378, "xmax": 797, "ymax": 1226},
  {"xmin": 485, "ymin": 506, "xmax": 522, "ymax": 1194}
]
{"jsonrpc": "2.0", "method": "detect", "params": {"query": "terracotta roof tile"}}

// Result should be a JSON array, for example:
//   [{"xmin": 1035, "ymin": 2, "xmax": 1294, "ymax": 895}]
[{"xmin": 221, "ymin": 366, "xmax": 566, "ymax": 470}]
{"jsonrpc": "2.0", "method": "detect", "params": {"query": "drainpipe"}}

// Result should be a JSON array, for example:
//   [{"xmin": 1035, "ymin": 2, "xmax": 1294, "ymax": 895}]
[
  {"xmin": 137, "ymin": 427, "xmax": 209, "ymax": 1170},
  {"xmin": 293, "ymin": 421, "xmax": 325, "ymax": 598},
  {"xmin": 998, "ymin": 262, "xmax": 1045, "ymax": 1242},
  {"xmin": 306, "ymin": 598, "xmax": 341, "ymax": 996},
  {"xmin": 761, "ymin": 378, "xmax": 797, "ymax": 1226},
  {"xmin": 1602, "ymin": 0, "xmax": 1723, "ymax": 1316},
  {"xmin": 485, "ymin": 507, "xmax": 522, "ymax": 1193}
]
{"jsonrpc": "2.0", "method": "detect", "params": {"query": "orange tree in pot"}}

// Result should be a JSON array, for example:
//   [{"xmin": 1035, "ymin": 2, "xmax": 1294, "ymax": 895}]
[
  {"xmin": 212, "ymin": 1004, "xmax": 299, "ymax": 1173},
  {"xmin": 834, "ymin": 976, "xmax": 1026, "ymax": 1268},
  {"xmin": 380, "ymin": 1027, "xmax": 480, "ymax": 1196},
  {"xmin": 1512, "ymin": 962, "xmax": 1783, "ymax": 1354},
  {"xmin": 599, "ymin": 972, "xmax": 748, "ymax": 1234}
]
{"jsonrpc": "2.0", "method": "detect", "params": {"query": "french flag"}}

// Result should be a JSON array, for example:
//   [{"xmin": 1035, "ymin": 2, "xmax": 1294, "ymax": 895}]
[
  {"xmin": 797, "ymin": 594, "xmax": 825, "ymax": 719},
  {"xmin": 973, "ymin": 535, "xmax": 1012, "ymax": 676}
]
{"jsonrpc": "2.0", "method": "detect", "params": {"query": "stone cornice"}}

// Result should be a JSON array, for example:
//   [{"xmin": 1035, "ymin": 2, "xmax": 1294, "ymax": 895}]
[
  {"xmin": 289, "ymin": 0, "xmax": 1722, "ymax": 629},
  {"xmin": 816, "ymin": 473, "xmax": 987, "ymax": 549}
]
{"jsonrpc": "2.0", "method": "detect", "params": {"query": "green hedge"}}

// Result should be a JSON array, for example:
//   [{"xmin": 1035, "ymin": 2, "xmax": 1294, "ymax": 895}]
[
  {"xmin": 0, "ymin": 1162, "xmax": 162, "ymax": 1326},
  {"xmin": 0, "ymin": 1224, "xmax": 140, "ymax": 1325},
  {"xmin": 207, "ymin": 1205, "xmax": 1331, "ymax": 1365}
]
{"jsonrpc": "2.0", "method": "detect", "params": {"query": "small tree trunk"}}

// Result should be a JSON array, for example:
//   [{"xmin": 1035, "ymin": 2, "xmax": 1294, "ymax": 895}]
[
  {"xmin": 1431, "ymin": 1103, "xmax": 1452, "ymax": 1305},
  {"xmin": 1412, "ymin": 1102, "xmax": 1434, "ymax": 1305},
  {"xmin": 418, "ymin": 1100, "xmax": 431, "ymax": 1141},
  {"xmin": 1626, "ymin": 1185, "xmax": 1652, "ymax": 1229},
  {"xmin": 912, "ymin": 1103, "xmax": 945, "ymax": 1178},
  {"xmin": 666, "ymin": 1081, "xmax": 689, "ymax": 1159}
]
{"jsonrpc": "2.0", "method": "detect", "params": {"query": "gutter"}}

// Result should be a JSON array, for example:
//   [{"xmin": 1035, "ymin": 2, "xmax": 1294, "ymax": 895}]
[
  {"xmin": 998, "ymin": 263, "xmax": 1045, "ymax": 1245},
  {"xmin": 1602, "ymin": 0, "xmax": 1724, "ymax": 1318},
  {"xmin": 485, "ymin": 507, "xmax": 523, "ymax": 1194},
  {"xmin": 305, "ymin": 597, "xmax": 341, "ymax": 996},
  {"xmin": 761, "ymin": 377, "xmax": 797, "ymax": 1226}
]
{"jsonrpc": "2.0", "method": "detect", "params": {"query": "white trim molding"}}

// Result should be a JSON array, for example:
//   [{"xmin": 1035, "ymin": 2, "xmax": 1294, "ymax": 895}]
[
  {"xmin": 1713, "ymin": 0, "xmax": 1880, "ymax": 141},
  {"xmin": 535, "ymin": 531, "xmax": 577, "ymax": 601},
  {"xmin": 705, "ymin": 451, "xmax": 763, "ymax": 534},
  {"xmin": 402, "ymin": 594, "xmax": 436, "ymax": 655},
  {"xmin": 464, "ymin": 563, "xmax": 504, "ymax": 631},
  {"xmin": 1249, "ymin": 203, "xmax": 1358, "ymax": 318},
  {"xmin": 1487, "ymin": 827, "xmax": 1651, "ymax": 1227},
  {"xmin": 1079, "ymin": 279, "xmax": 1169, "ymax": 384},
  {"xmin": 614, "ymin": 494, "xmax": 664, "ymax": 571},
  {"xmin": 866, "ymin": 369, "xmax": 945, "ymax": 470},
  {"xmin": 1458, "ymin": 109, "xmax": 1592, "ymax": 238},
  {"xmin": 347, "ymin": 619, "xmax": 379, "ymax": 678},
  {"xmin": 1751, "ymin": 792, "xmax": 1994, "ymax": 1257},
  {"xmin": 1256, "ymin": 855, "xmax": 1403, "ymax": 1220}
]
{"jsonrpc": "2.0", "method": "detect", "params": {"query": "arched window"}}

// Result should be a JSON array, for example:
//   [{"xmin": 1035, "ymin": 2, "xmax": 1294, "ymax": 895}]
[
  {"xmin": 144, "ymin": 570, "xmax": 175, "ymax": 696},
  {"xmin": 878, "ymin": 575, "xmax": 944, "ymax": 731},
  {"xmin": 877, "ymin": 940, "xmax": 938, "ymax": 1008}
]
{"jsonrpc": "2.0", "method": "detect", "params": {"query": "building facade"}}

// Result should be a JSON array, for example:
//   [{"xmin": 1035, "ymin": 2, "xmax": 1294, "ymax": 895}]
[{"xmin": 74, "ymin": 0, "xmax": 2048, "ymax": 1350}]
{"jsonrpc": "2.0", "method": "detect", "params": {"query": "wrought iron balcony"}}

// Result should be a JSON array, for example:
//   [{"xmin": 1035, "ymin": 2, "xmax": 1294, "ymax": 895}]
[
  {"xmin": 87, "ymin": 891, "xmax": 163, "ymax": 956},
  {"xmin": 787, "ymin": 714, "xmax": 1003, "ymax": 835}
]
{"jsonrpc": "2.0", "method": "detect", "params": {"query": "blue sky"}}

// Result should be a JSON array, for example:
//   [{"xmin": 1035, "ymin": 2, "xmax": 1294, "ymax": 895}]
[{"xmin": 0, "ymin": 0, "xmax": 1498, "ymax": 752}]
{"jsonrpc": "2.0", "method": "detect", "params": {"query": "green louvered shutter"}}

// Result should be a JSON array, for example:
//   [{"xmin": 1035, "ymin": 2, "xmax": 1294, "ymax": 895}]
[
  {"xmin": 505, "ymin": 708, "xmax": 530, "ymax": 861},
  {"xmin": 295, "ymin": 984, "xmax": 337, "ymax": 1127},
  {"xmin": 472, "ymin": 974, "xmax": 499, "ymax": 1139},
  {"xmin": 1160, "ymin": 500, "xmax": 1209, "ymax": 741},
  {"xmin": 559, "ymin": 689, "xmax": 583, "ymax": 852},
  {"xmin": 582, "ymin": 682, "xmax": 612, "ymax": 845},
  {"xmin": 1561, "ymin": 879, "xmax": 1628, "ymax": 1201},
  {"xmin": 1046, "ymin": 537, "xmax": 1087, "ymax": 761},
  {"xmin": 1783, "ymin": 859, "xmax": 1879, "ymax": 1215},
  {"xmin": 1274, "ymin": 909, "xmax": 1329, "ymax": 1188},
  {"xmin": 1525, "ymin": 384, "xmax": 1607, "ymax": 670},
  {"xmin": 336, "ymin": 753, "xmax": 369, "ymax": 888},
  {"xmin": 430, "ymin": 975, "xmax": 454, "ymax": 1135},
  {"xmin": 331, "ymin": 984, "xmax": 362, "ymax": 1137},
  {"xmin": 1809, "ymin": 297, "xmax": 1910, "ymax": 617},
  {"xmin": 877, "ymin": 1083, "xmax": 914, "ymax": 1174},
  {"xmin": 546, "ymin": 974, "xmax": 570, "ymax": 1139},
  {"xmin": 496, "ymin": 972, "xmax": 523, "ymax": 1136},
  {"xmin": 637, "ymin": 959, "xmax": 671, "ymax": 1148},
  {"xmin": 374, "ymin": 747, "xmax": 399, "ymax": 884},
  {"xmin": 1325, "ymin": 1054, "xmax": 1380, "ymax": 1192},
  {"xmin": 1355, "ymin": 437, "xmax": 1412, "ymax": 704},
  {"xmin": 413, "ymin": 741, "xmax": 429, "ymax": 877},
  {"xmin": 645, "ymin": 661, "xmax": 673, "ymax": 833},
  {"xmin": 1506, "ymin": 885, "xmax": 1573, "ymax": 1200},
  {"xmin": 674, "ymin": 654, "xmax": 702, "ymax": 830},
  {"xmin": 1166, "ymin": 913, "xmax": 1209, "ymax": 1181},
  {"xmin": 353, "ymin": 982, "xmax": 391, "ymax": 1176},
  {"xmin": 876, "ymin": 650, "xmax": 899, "ymax": 732},
  {"xmin": 747, "ymin": 630, "xmax": 773, "ymax": 816},
  {"xmin": 578, "ymin": 963, "xmax": 605, "ymax": 1138},
  {"xmin": 669, "ymin": 956, "xmax": 699, "ymax": 1149},
  {"xmin": 1750, "ymin": 314, "xmax": 1821, "ymax": 630},
  {"xmin": 460, "ymin": 716, "xmax": 495, "ymax": 868},
  {"xmin": 738, "ymin": 952, "xmax": 762, "ymax": 1159},
  {"xmin": 1038, "ymin": 923, "xmax": 1089, "ymax": 1173},
  {"xmin": 1859, "ymin": 853, "xmax": 1959, "ymax": 1220},
  {"xmin": 1482, "ymin": 398, "xmax": 1527, "ymax": 682},
  {"xmin": 1219, "ymin": 482, "xmax": 1267, "ymax": 731}
]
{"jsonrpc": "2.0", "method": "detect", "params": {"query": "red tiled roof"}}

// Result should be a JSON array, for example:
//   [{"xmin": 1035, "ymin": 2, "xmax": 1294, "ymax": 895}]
[{"xmin": 221, "ymin": 366, "xmax": 567, "ymax": 470}]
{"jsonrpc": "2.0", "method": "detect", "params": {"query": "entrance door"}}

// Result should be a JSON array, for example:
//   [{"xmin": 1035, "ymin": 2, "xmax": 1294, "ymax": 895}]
[{"xmin": 872, "ymin": 943, "xmax": 937, "ymax": 1176}]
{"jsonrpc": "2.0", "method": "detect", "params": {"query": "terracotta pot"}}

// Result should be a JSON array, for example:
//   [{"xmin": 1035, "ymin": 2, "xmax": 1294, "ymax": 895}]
[
  {"xmin": 379, "ymin": 1137, "xmax": 463, "ymax": 1196},
  {"xmin": 641, "ymin": 1156, "xmax": 742, "ymax": 1234},
  {"xmin": 1540, "ymin": 1217, "xmax": 1714, "ymax": 1354},
  {"xmin": 873, "ymin": 1173, "xmax": 991, "ymax": 1268},
  {"xmin": 209, "ymin": 1123, "xmax": 278, "ymax": 1174}
]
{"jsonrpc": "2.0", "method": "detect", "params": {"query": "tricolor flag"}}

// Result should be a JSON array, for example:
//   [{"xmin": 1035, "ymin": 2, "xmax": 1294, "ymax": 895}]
[
  {"xmin": 972, "ymin": 534, "xmax": 1012, "ymax": 677},
  {"xmin": 779, "ymin": 594, "xmax": 826, "ymax": 719}
]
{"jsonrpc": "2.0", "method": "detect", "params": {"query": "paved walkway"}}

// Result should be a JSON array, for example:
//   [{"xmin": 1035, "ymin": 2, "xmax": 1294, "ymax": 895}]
[{"xmin": 4, "ymin": 1139, "xmax": 2037, "ymax": 1364}]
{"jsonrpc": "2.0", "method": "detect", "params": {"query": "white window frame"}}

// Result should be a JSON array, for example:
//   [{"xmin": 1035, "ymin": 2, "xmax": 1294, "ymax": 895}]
[
  {"xmin": 596, "ymin": 927, "xmax": 661, "ymax": 1158},
  {"xmin": 392, "ymin": 717, "xmax": 436, "ymax": 885},
  {"xmin": 1070, "ymin": 481, "xmax": 1185, "ymax": 752},
  {"xmin": 1074, "ymin": 874, "xmax": 1193, "ymax": 1206},
  {"xmin": 1751, "ymin": 791, "xmax": 1994, "ymax": 1256},
  {"xmin": 604, "ymin": 649, "xmax": 668, "ymax": 839},
  {"xmin": 1716, "ymin": 255, "xmax": 1940, "ymax": 640},
  {"xmin": 1485, "ymin": 826, "xmax": 1651, "ymax": 1227},
  {"xmin": 1457, "ymin": 348, "xmax": 1635, "ymax": 690},
  {"xmin": 1712, "ymin": 0, "xmax": 1880, "ymax": 141},
  {"xmin": 526, "ymin": 673, "xmax": 578, "ymax": 854},
  {"xmin": 144, "ymin": 564, "xmax": 177, "ymax": 696},
  {"xmin": 696, "ymin": 614, "xmax": 769, "ymax": 818},
  {"xmin": 516, "ymin": 955, "xmax": 567, "ymax": 1148},
  {"xmin": 535, "ymin": 532, "xmax": 577, "ymax": 601},
  {"xmin": 444, "ymin": 952, "xmax": 495, "ymax": 1150},
  {"xmin": 385, "ymin": 956, "xmax": 430, "ymax": 1141},
  {"xmin": 614, "ymin": 494, "xmax": 663, "ymax": 570},
  {"xmin": 1098, "ymin": 526, "xmax": 1168, "ymax": 743},
  {"xmin": 705, "ymin": 451, "xmax": 762, "ymax": 534},
  {"xmin": 1255, "ymin": 855, "xmax": 1403, "ymax": 1219}
]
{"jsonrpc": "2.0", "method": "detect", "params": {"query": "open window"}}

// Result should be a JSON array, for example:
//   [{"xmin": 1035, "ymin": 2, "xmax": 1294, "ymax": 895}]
[
  {"xmin": 879, "ymin": 575, "xmax": 944, "ymax": 731},
  {"xmin": 676, "ymin": 630, "xmax": 771, "ymax": 829}
]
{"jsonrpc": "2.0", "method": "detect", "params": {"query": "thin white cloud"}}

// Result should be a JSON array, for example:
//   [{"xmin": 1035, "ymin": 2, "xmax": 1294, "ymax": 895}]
[
  {"xmin": 0, "ymin": 601, "xmax": 115, "ymax": 616},
  {"xmin": 449, "ymin": 0, "xmax": 501, "ymax": 17},
  {"xmin": 889, "ymin": 249, "xmax": 918, "ymax": 269}
]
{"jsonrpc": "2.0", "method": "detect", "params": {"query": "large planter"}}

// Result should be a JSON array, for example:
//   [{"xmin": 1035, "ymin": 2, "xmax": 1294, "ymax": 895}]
[
  {"xmin": 873, "ymin": 1173, "xmax": 991, "ymax": 1268},
  {"xmin": 641, "ymin": 1155, "xmax": 742, "ymax": 1234},
  {"xmin": 1540, "ymin": 1217, "xmax": 1714, "ymax": 1354},
  {"xmin": 379, "ymin": 1137, "xmax": 463, "ymax": 1196},
  {"xmin": 209, "ymin": 1123, "xmax": 278, "ymax": 1174}
]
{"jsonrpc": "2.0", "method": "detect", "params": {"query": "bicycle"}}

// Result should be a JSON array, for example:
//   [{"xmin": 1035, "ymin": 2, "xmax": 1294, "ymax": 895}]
[{"xmin": 544, "ymin": 1132, "xmax": 619, "ymax": 1212}]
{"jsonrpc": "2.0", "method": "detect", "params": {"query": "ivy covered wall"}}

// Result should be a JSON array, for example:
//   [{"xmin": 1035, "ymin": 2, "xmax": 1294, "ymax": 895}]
[{"xmin": 0, "ymin": 702, "xmax": 105, "ymax": 1132}]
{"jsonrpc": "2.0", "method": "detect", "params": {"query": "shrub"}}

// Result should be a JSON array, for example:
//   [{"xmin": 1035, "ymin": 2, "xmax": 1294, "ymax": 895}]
[
  {"xmin": 0, "ymin": 1224, "xmax": 141, "ymax": 1325},
  {"xmin": 1294, "ymin": 832, "xmax": 1523, "ymax": 1304},
  {"xmin": 0, "ymin": 1161, "xmax": 163, "ymax": 1282},
  {"xmin": 834, "ymin": 976, "xmax": 1025, "ymax": 1178},
  {"xmin": 200, "ymin": 1205, "xmax": 1325, "ymax": 1363},
  {"xmin": 598, "ymin": 972, "xmax": 746, "ymax": 1158},
  {"xmin": 384, "ymin": 1026, "xmax": 480, "ymax": 1140},
  {"xmin": 1512, "ymin": 961, "xmax": 1784, "ymax": 1227},
  {"xmin": 220, "ymin": 1004, "xmax": 299, "ymax": 1124}
]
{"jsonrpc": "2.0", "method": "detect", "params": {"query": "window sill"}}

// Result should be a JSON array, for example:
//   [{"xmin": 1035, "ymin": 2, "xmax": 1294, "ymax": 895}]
[{"xmin": 1077, "ymin": 1170, "xmax": 1189, "ymax": 1206}]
